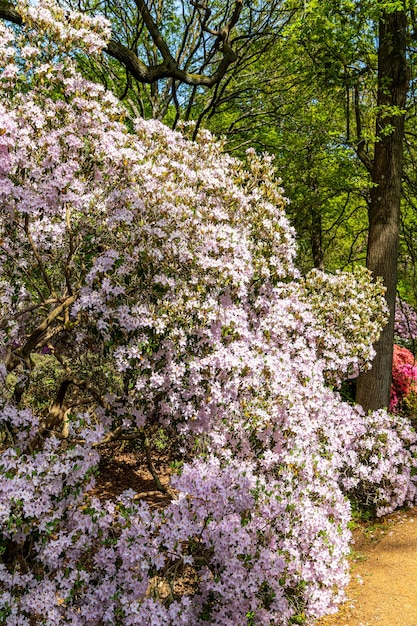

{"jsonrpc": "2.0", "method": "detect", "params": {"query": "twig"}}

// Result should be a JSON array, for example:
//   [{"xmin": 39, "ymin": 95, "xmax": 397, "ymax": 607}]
[{"xmin": 64, "ymin": 205, "xmax": 74, "ymax": 296}]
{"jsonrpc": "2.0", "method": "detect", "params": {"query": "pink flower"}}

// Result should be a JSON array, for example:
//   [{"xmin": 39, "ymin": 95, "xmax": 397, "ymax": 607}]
[{"xmin": 390, "ymin": 344, "xmax": 417, "ymax": 411}]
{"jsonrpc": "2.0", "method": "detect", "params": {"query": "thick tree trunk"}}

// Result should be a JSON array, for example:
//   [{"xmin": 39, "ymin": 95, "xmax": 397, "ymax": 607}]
[{"xmin": 355, "ymin": 10, "xmax": 408, "ymax": 412}]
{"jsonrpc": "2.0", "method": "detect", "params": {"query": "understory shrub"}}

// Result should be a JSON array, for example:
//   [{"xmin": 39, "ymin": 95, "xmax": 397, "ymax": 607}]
[{"xmin": 0, "ymin": 2, "xmax": 416, "ymax": 624}]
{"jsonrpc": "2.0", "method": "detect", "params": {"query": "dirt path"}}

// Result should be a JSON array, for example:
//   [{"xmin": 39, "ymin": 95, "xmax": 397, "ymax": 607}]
[{"xmin": 317, "ymin": 507, "xmax": 417, "ymax": 626}]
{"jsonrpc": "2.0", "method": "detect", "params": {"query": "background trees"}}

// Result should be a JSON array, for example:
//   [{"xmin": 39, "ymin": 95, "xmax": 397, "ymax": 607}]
[{"xmin": 355, "ymin": 7, "xmax": 409, "ymax": 411}]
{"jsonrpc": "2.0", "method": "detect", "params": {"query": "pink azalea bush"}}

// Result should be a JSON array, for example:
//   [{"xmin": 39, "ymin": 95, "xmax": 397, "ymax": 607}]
[
  {"xmin": 1, "ymin": 2, "xmax": 417, "ymax": 624},
  {"xmin": 390, "ymin": 344, "xmax": 417, "ymax": 413}
]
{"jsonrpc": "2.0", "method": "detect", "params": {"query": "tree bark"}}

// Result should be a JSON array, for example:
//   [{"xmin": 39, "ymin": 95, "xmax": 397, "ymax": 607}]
[{"xmin": 355, "ymin": 9, "xmax": 409, "ymax": 412}]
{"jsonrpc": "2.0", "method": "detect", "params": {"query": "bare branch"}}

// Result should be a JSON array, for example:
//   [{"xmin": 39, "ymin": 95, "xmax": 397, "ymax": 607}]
[
  {"xmin": 95, "ymin": 426, "xmax": 123, "ymax": 445},
  {"xmin": 0, "ymin": 298, "xmax": 58, "ymax": 331},
  {"xmin": 64, "ymin": 206, "xmax": 75, "ymax": 296},
  {"xmin": 28, "ymin": 380, "xmax": 72, "ymax": 450},
  {"xmin": 51, "ymin": 348, "xmax": 111, "ymax": 410},
  {"xmin": 0, "ymin": 0, "xmax": 19, "ymax": 24},
  {"xmin": 45, "ymin": 380, "xmax": 72, "ymax": 433},
  {"xmin": 141, "ymin": 431, "xmax": 176, "ymax": 498},
  {"xmin": 105, "ymin": 36, "xmax": 237, "ymax": 86},
  {"xmin": 134, "ymin": 0, "xmax": 174, "ymax": 63}
]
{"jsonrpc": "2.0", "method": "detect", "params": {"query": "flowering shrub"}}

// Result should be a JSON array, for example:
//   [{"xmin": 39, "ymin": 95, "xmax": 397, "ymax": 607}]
[
  {"xmin": 299, "ymin": 268, "xmax": 388, "ymax": 386},
  {"xmin": 0, "ymin": 3, "xmax": 416, "ymax": 625},
  {"xmin": 390, "ymin": 344, "xmax": 417, "ymax": 414},
  {"xmin": 340, "ymin": 407, "xmax": 417, "ymax": 516}
]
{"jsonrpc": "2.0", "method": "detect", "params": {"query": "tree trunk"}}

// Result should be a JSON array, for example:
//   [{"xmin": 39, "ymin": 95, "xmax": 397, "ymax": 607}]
[
  {"xmin": 311, "ymin": 205, "xmax": 324, "ymax": 270},
  {"xmin": 355, "ymin": 10, "xmax": 409, "ymax": 412}
]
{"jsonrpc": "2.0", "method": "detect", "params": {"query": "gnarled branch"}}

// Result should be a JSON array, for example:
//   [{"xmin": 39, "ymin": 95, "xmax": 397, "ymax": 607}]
[
  {"xmin": 0, "ymin": 0, "xmax": 241, "ymax": 87},
  {"xmin": 6, "ymin": 294, "xmax": 78, "ymax": 372}
]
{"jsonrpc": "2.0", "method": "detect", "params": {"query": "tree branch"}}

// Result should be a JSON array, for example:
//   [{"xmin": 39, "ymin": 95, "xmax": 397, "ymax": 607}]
[
  {"xmin": 0, "ymin": 0, "xmax": 240, "ymax": 87},
  {"xmin": 0, "ymin": 298, "xmax": 58, "ymax": 331},
  {"xmin": 0, "ymin": 0, "xmax": 18, "ymax": 24},
  {"xmin": 134, "ymin": 0, "xmax": 174, "ymax": 63},
  {"xmin": 24, "ymin": 214, "xmax": 56, "ymax": 297},
  {"xmin": 64, "ymin": 206, "xmax": 75, "ymax": 296},
  {"xmin": 140, "ymin": 431, "xmax": 176, "ymax": 498},
  {"xmin": 28, "ymin": 380, "xmax": 71, "ymax": 451},
  {"xmin": 6, "ymin": 294, "xmax": 78, "ymax": 371}
]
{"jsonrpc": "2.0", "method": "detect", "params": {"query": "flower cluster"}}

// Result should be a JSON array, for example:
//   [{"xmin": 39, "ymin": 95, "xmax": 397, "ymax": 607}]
[
  {"xmin": 18, "ymin": 0, "xmax": 112, "ymax": 53},
  {"xmin": 0, "ymin": 3, "xmax": 416, "ymax": 625},
  {"xmin": 341, "ymin": 408, "xmax": 417, "ymax": 516}
]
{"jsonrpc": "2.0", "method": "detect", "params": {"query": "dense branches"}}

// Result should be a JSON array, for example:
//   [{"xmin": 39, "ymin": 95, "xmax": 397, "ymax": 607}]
[{"xmin": 0, "ymin": 0, "xmax": 242, "ymax": 86}]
